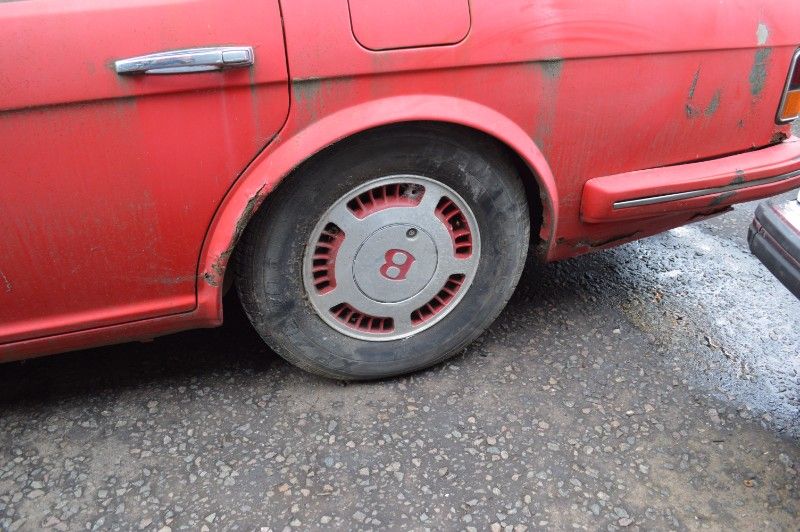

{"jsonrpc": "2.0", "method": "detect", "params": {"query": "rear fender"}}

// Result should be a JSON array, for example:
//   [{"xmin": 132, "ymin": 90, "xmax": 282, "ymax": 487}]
[{"xmin": 195, "ymin": 94, "xmax": 558, "ymax": 320}]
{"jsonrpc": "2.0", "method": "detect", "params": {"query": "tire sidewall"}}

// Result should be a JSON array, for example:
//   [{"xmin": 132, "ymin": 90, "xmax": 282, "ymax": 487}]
[{"xmin": 239, "ymin": 129, "xmax": 529, "ymax": 379}]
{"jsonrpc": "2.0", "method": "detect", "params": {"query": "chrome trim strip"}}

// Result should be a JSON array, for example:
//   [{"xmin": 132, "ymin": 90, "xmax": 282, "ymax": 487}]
[
  {"xmin": 613, "ymin": 168, "xmax": 800, "ymax": 209},
  {"xmin": 776, "ymin": 48, "xmax": 800, "ymax": 125}
]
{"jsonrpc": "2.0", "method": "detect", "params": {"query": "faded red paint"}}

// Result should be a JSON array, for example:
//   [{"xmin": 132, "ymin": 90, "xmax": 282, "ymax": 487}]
[
  {"xmin": 348, "ymin": 0, "xmax": 471, "ymax": 51},
  {"xmin": 2, "ymin": 0, "xmax": 799, "ymax": 360},
  {"xmin": 0, "ymin": 0, "xmax": 289, "ymax": 349},
  {"xmin": 582, "ymin": 138, "xmax": 800, "ymax": 222}
]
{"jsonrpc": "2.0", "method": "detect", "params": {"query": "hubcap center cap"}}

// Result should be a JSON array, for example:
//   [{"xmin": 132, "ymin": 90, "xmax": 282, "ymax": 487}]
[{"xmin": 352, "ymin": 224, "xmax": 437, "ymax": 303}]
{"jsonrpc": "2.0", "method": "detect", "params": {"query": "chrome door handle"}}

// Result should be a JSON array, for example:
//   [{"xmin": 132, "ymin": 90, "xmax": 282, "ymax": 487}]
[{"xmin": 115, "ymin": 46, "xmax": 254, "ymax": 75}]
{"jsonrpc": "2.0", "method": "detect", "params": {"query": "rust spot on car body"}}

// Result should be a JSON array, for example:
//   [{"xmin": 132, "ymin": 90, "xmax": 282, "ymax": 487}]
[
  {"xmin": 688, "ymin": 67, "xmax": 701, "ymax": 100},
  {"xmin": 204, "ymin": 185, "xmax": 267, "ymax": 287},
  {"xmin": 292, "ymin": 78, "xmax": 324, "ymax": 103},
  {"xmin": 756, "ymin": 23, "xmax": 769, "ymax": 46},
  {"xmin": 685, "ymin": 67, "xmax": 702, "ymax": 118},
  {"xmin": 532, "ymin": 58, "xmax": 563, "ymax": 152},
  {"xmin": 731, "ymin": 169, "xmax": 746, "ymax": 185},
  {"xmin": 709, "ymin": 191, "xmax": 736, "ymax": 207},
  {"xmin": 771, "ymin": 131, "xmax": 788, "ymax": 144},
  {"xmin": 685, "ymin": 68, "xmax": 722, "ymax": 119},
  {"xmin": 704, "ymin": 90, "xmax": 722, "ymax": 117},
  {"xmin": 539, "ymin": 59, "xmax": 564, "ymax": 80},
  {"xmin": 749, "ymin": 48, "xmax": 772, "ymax": 97}
]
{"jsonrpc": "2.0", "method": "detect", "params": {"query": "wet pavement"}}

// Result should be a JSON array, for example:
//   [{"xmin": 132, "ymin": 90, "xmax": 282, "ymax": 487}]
[{"xmin": 1, "ymin": 194, "xmax": 799, "ymax": 531}]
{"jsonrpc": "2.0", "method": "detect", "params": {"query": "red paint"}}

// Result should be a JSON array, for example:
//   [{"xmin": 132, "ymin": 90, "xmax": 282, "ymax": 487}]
[
  {"xmin": 347, "ymin": 182, "xmax": 424, "ymax": 219},
  {"xmin": 582, "ymin": 137, "xmax": 800, "ymax": 222},
  {"xmin": 348, "ymin": 0, "xmax": 471, "ymax": 51},
  {"xmin": 311, "ymin": 225, "xmax": 346, "ymax": 295},
  {"xmin": 435, "ymin": 197, "xmax": 475, "ymax": 259},
  {"xmin": 411, "ymin": 274, "xmax": 466, "ymax": 325},
  {"xmin": 330, "ymin": 303, "xmax": 395, "ymax": 333},
  {"xmin": 0, "ymin": 0, "xmax": 288, "ymax": 347},
  {"xmin": 2, "ymin": 0, "xmax": 800, "ymax": 361},
  {"xmin": 379, "ymin": 250, "xmax": 416, "ymax": 281}
]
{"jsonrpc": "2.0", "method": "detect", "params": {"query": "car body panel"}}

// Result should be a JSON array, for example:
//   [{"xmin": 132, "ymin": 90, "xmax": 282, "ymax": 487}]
[
  {"xmin": 582, "ymin": 137, "xmax": 800, "ymax": 223},
  {"xmin": 347, "ymin": 0, "xmax": 471, "ymax": 51},
  {"xmin": 749, "ymin": 194, "xmax": 800, "ymax": 298},
  {"xmin": 2, "ymin": 0, "xmax": 800, "ymax": 360},
  {"xmin": 0, "ymin": 0, "xmax": 289, "ymax": 344},
  {"xmin": 274, "ymin": 0, "xmax": 798, "ymax": 261}
]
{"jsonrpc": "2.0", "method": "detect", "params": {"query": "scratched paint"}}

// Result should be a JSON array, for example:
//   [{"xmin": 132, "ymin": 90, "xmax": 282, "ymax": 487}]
[
  {"xmin": 685, "ymin": 68, "xmax": 722, "ymax": 118},
  {"xmin": 749, "ymin": 48, "xmax": 773, "ymax": 97},
  {"xmin": 205, "ymin": 185, "xmax": 267, "ymax": 287},
  {"xmin": 292, "ymin": 79, "xmax": 324, "ymax": 107},
  {"xmin": 709, "ymin": 190, "xmax": 736, "ymax": 207},
  {"xmin": 704, "ymin": 89, "xmax": 722, "ymax": 117},
  {"xmin": 688, "ymin": 67, "xmax": 701, "ymax": 99},
  {"xmin": 538, "ymin": 59, "xmax": 563, "ymax": 80},
  {"xmin": 685, "ymin": 67, "xmax": 702, "ymax": 118},
  {"xmin": 756, "ymin": 22, "xmax": 769, "ymax": 46},
  {"xmin": 0, "ymin": 271, "xmax": 11, "ymax": 293},
  {"xmin": 532, "ymin": 59, "xmax": 563, "ymax": 153}
]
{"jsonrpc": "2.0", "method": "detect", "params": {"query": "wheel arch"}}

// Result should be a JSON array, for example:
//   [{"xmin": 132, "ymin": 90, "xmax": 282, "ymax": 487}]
[{"xmin": 195, "ymin": 94, "xmax": 559, "ymax": 321}]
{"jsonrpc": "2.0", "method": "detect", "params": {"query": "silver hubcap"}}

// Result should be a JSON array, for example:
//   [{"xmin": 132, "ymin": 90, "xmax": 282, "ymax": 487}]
[{"xmin": 302, "ymin": 175, "xmax": 481, "ymax": 341}]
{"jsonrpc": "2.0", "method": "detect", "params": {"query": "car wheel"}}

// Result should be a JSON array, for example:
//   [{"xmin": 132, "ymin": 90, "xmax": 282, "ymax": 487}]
[{"xmin": 236, "ymin": 125, "xmax": 530, "ymax": 380}]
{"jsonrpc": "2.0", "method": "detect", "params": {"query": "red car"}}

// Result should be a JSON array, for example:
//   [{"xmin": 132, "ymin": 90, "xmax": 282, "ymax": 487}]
[{"xmin": 2, "ymin": 0, "xmax": 800, "ymax": 379}]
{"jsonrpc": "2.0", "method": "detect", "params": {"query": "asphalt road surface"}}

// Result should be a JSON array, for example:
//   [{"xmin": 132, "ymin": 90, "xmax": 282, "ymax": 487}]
[{"xmin": 1, "ymin": 193, "xmax": 799, "ymax": 531}]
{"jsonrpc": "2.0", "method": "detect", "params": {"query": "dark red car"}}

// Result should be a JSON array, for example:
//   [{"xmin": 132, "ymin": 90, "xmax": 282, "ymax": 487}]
[{"xmin": 2, "ymin": 0, "xmax": 800, "ymax": 379}]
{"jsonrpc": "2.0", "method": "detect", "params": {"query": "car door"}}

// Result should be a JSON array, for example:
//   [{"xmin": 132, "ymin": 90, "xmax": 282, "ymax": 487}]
[{"xmin": 0, "ymin": 0, "xmax": 289, "ymax": 343}]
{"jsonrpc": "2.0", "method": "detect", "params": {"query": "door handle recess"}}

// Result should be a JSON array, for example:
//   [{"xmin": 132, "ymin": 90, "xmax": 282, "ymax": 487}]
[{"xmin": 115, "ymin": 46, "xmax": 254, "ymax": 75}]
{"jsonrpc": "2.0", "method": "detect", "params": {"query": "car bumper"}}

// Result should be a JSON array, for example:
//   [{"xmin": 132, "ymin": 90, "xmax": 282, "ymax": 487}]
[
  {"xmin": 582, "ymin": 136, "xmax": 800, "ymax": 223},
  {"xmin": 748, "ymin": 193, "xmax": 800, "ymax": 299}
]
